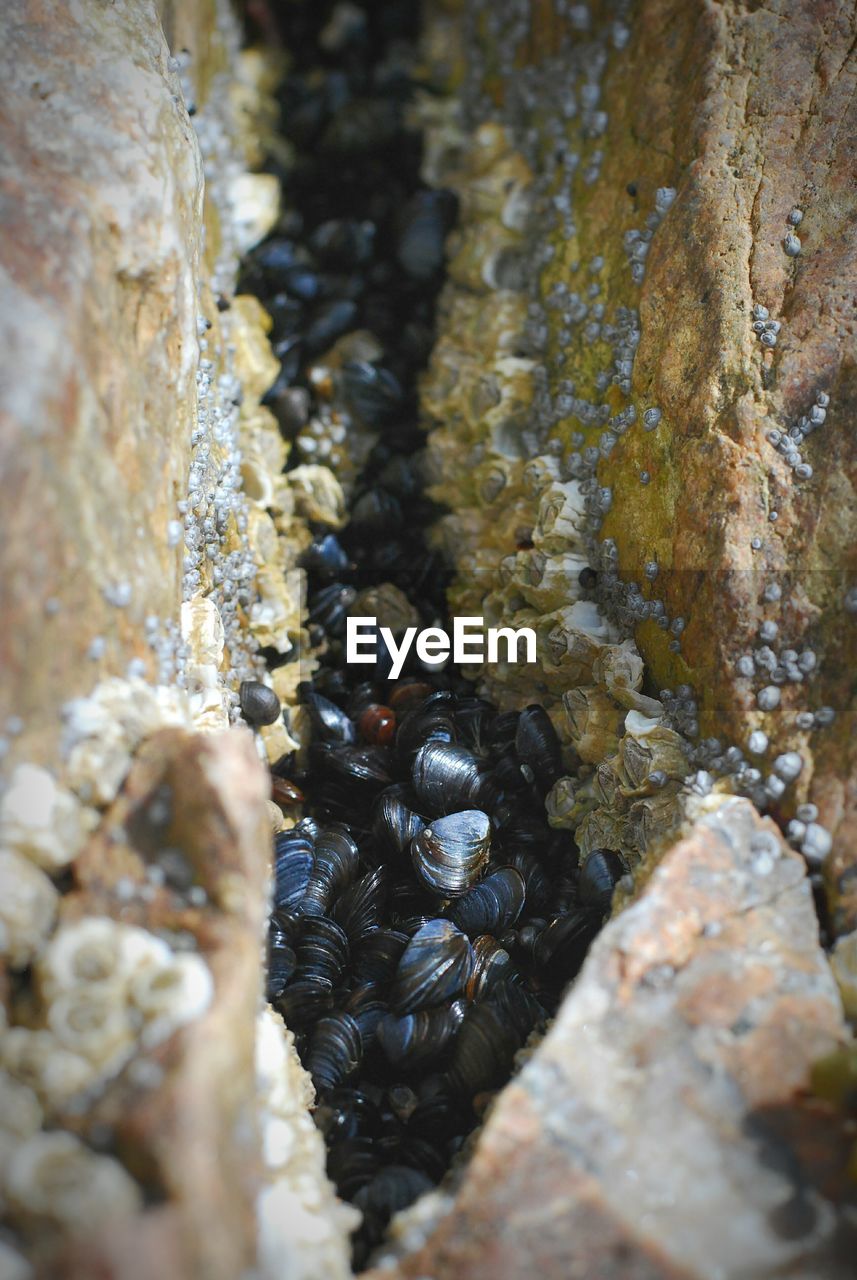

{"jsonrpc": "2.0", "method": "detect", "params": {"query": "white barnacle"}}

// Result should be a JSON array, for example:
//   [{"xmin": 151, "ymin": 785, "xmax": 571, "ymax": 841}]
[
  {"xmin": 131, "ymin": 951, "xmax": 214, "ymax": 1047},
  {"xmin": 0, "ymin": 764, "xmax": 89, "ymax": 872},
  {"xmin": 0, "ymin": 849, "xmax": 58, "ymax": 969},
  {"xmin": 783, "ymin": 232, "xmax": 801, "ymax": 257},
  {"xmin": 47, "ymin": 985, "xmax": 137, "ymax": 1074},
  {"xmin": 1, "ymin": 1028, "xmax": 94, "ymax": 1107},
  {"xmin": 5, "ymin": 1131, "xmax": 141, "ymax": 1231},
  {"xmin": 0, "ymin": 1071, "xmax": 43, "ymax": 1142},
  {"xmin": 37, "ymin": 918, "xmax": 172, "ymax": 1003}
]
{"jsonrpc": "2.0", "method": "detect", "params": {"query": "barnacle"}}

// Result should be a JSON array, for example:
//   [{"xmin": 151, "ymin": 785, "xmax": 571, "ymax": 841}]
[
  {"xmin": 4, "ymin": 1131, "xmax": 142, "ymax": 1231},
  {"xmin": 0, "ymin": 850, "xmax": 58, "ymax": 968},
  {"xmin": 0, "ymin": 765, "xmax": 88, "ymax": 872}
]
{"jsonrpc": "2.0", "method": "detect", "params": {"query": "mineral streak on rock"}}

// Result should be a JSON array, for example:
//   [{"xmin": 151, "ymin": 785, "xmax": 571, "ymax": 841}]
[{"xmin": 366, "ymin": 799, "xmax": 852, "ymax": 1280}]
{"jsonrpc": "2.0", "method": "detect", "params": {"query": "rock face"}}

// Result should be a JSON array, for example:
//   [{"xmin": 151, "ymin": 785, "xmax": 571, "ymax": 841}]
[
  {"xmin": 0, "ymin": 0, "xmax": 202, "ymax": 765},
  {"xmin": 368, "ymin": 799, "xmax": 851, "ymax": 1280},
  {"xmin": 419, "ymin": 0, "xmax": 857, "ymax": 925}
]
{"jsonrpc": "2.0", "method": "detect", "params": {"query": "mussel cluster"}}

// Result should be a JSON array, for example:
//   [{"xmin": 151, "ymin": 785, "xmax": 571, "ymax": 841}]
[{"xmin": 239, "ymin": 0, "xmax": 625, "ymax": 1264}]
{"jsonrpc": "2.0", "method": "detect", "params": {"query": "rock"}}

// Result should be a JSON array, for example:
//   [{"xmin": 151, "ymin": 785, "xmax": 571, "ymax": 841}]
[{"xmin": 367, "ymin": 799, "xmax": 851, "ymax": 1280}]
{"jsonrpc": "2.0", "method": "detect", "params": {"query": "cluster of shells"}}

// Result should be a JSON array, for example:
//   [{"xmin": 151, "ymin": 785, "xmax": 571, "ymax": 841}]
[{"xmin": 419, "ymin": 113, "xmax": 687, "ymax": 869}]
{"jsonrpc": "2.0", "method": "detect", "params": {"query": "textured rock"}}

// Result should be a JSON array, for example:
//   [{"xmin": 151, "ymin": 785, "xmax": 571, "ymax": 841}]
[
  {"xmin": 367, "ymin": 798, "xmax": 851, "ymax": 1280},
  {"xmin": 0, "ymin": 0, "xmax": 202, "ymax": 766}
]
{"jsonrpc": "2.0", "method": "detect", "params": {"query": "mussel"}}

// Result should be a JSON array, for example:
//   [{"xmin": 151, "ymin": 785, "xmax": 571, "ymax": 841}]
[
  {"xmin": 376, "ymin": 999, "xmax": 466, "ymax": 1068},
  {"xmin": 464, "ymin": 936, "xmax": 516, "ymax": 1002},
  {"xmin": 578, "ymin": 848, "xmax": 625, "ymax": 913},
  {"xmin": 332, "ymin": 866, "xmax": 387, "ymax": 942},
  {"xmin": 273, "ymin": 829, "xmax": 314, "ymax": 913},
  {"xmin": 389, "ymin": 919, "xmax": 474, "ymax": 1014},
  {"xmin": 308, "ymin": 1011, "xmax": 363, "ymax": 1092},
  {"xmin": 373, "ymin": 787, "xmax": 425, "ymax": 856},
  {"xmin": 302, "ymin": 823, "xmax": 359, "ymax": 916},
  {"xmin": 515, "ymin": 704, "xmax": 563, "ymax": 791},
  {"xmin": 448, "ymin": 867, "xmax": 526, "ymax": 938},
  {"xmin": 342, "ymin": 360, "xmax": 405, "ymax": 426},
  {"xmin": 304, "ymin": 690, "xmax": 357, "ymax": 745},
  {"xmin": 411, "ymin": 742, "xmax": 485, "ymax": 815},
  {"xmin": 352, "ymin": 927, "xmax": 409, "ymax": 985},
  {"xmin": 295, "ymin": 916, "xmax": 350, "ymax": 987},
  {"xmin": 411, "ymin": 810, "xmax": 491, "ymax": 898}
]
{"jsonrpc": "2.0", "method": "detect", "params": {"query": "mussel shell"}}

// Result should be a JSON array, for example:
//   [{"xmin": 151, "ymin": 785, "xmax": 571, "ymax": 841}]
[
  {"xmin": 304, "ymin": 298, "xmax": 358, "ymax": 356},
  {"xmin": 301, "ymin": 823, "xmax": 359, "ymax": 916},
  {"xmin": 411, "ymin": 810, "xmax": 491, "ymax": 898},
  {"xmin": 394, "ymin": 691, "xmax": 456, "ymax": 762},
  {"xmin": 377, "ymin": 998, "xmax": 466, "ymax": 1068},
  {"xmin": 308, "ymin": 1011, "xmax": 363, "ymax": 1093},
  {"xmin": 308, "ymin": 582, "xmax": 357, "ymax": 634},
  {"xmin": 300, "ymin": 532, "xmax": 351, "ymax": 580},
  {"xmin": 489, "ymin": 978, "xmax": 545, "ymax": 1041},
  {"xmin": 373, "ymin": 787, "xmax": 425, "ymax": 856},
  {"xmin": 411, "ymin": 742, "xmax": 485, "ymax": 816},
  {"xmin": 578, "ymin": 848, "xmax": 624, "ymax": 913},
  {"xmin": 343, "ymin": 983, "xmax": 387, "ymax": 1048},
  {"xmin": 353, "ymin": 1165, "xmax": 434, "ymax": 1227},
  {"xmin": 534, "ymin": 910, "xmax": 598, "ymax": 980},
  {"xmin": 464, "ymin": 936, "xmax": 516, "ymax": 1002},
  {"xmin": 332, "ymin": 865, "xmax": 387, "ymax": 942},
  {"xmin": 448, "ymin": 867, "xmax": 526, "ymax": 938},
  {"xmin": 304, "ymin": 690, "xmax": 356, "ymax": 745},
  {"xmin": 352, "ymin": 927, "xmax": 409, "ymax": 985},
  {"xmin": 326, "ymin": 1136, "xmax": 379, "ymax": 1199},
  {"xmin": 447, "ymin": 1002, "xmax": 520, "ymax": 1096},
  {"xmin": 239, "ymin": 680, "xmax": 281, "ymax": 727},
  {"xmin": 309, "ymin": 217, "xmax": 375, "ymax": 269},
  {"xmin": 508, "ymin": 850, "xmax": 554, "ymax": 912},
  {"xmin": 486, "ymin": 710, "xmax": 520, "ymax": 758},
  {"xmin": 314, "ymin": 744, "xmax": 392, "ymax": 794},
  {"xmin": 396, "ymin": 189, "xmax": 458, "ymax": 281},
  {"xmin": 350, "ymin": 487, "xmax": 403, "ymax": 534},
  {"xmin": 515, "ymin": 704, "xmax": 562, "ymax": 791},
  {"xmin": 266, "ymin": 930, "xmax": 297, "ymax": 1002},
  {"xmin": 295, "ymin": 916, "xmax": 350, "ymax": 986},
  {"xmin": 342, "ymin": 360, "xmax": 405, "ymax": 426},
  {"xmin": 389, "ymin": 919, "xmax": 474, "ymax": 1014},
  {"xmin": 274, "ymin": 976, "xmax": 334, "ymax": 1030},
  {"xmin": 273, "ymin": 830, "xmax": 314, "ymax": 913},
  {"xmin": 315, "ymin": 1086, "xmax": 382, "ymax": 1144}
]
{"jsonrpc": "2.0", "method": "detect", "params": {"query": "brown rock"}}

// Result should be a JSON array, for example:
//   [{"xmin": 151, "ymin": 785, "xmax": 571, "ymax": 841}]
[
  {"xmin": 366, "ymin": 799, "xmax": 851, "ymax": 1280},
  {"xmin": 39, "ymin": 727, "xmax": 271, "ymax": 1280}
]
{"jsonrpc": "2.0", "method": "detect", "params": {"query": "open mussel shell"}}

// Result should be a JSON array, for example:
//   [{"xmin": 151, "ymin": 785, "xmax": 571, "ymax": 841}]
[
  {"xmin": 304, "ymin": 689, "xmax": 356, "ymax": 745},
  {"xmin": 411, "ymin": 810, "xmax": 491, "ymax": 898},
  {"xmin": 331, "ymin": 866, "xmax": 387, "ymax": 943},
  {"xmin": 352, "ymin": 927, "xmax": 409, "ymax": 984},
  {"xmin": 578, "ymin": 848, "xmax": 625, "ymax": 913},
  {"xmin": 295, "ymin": 916, "xmax": 350, "ymax": 987},
  {"xmin": 412, "ymin": 742, "xmax": 485, "ymax": 816},
  {"xmin": 373, "ymin": 787, "xmax": 425, "ymax": 856},
  {"xmin": 308, "ymin": 1011, "xmax": 363, "ymax": 1093},
  {"xmin": 376, "ymin": 999, "xmax": 466, "ymax": 1069},
  {"xmin": 302, "ymin": 823, "xmax": 359, "ymax": 916},
  {"xmin": 389, "ymin": 919, "xmax": 474, "ymax": 1014},
  {"xmin": 515, "ymin": 704, "xmax": 563, "ymax": 791},
  {"xmin": 448, "ymin": 867, "xmax": 526, "ymax": 938},
  {"xmin": 465, "ymin": 936, "xmax": 516, "ymax": 1002},
  {"xmin": 273, "ymin": 829, "xmax": 314, "ymax": 914}
]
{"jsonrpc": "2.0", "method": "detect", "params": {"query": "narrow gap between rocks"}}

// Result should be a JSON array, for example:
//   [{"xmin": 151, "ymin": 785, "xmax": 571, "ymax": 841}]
[{"xmin": 237, "ymin": 1, "xmax": 622, "ymax": 1268}]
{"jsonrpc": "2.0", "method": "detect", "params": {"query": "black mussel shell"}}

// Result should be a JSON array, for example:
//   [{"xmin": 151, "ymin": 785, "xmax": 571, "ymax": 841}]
[
  {"xmin": 578, "ymin": 848, "xmax": 625, "ymax": 913},
  {"xmin": 396, "ymin": 189, "xmax": 458, "ymax": 281},
  {"xmin": 304, "ymin": 689, "xmax": 357, "ymax": 745},
  {"xmin": 275, "ymin": 976, "xmax": 334, "ymax": 1030},
  {"xmin": 343, "ymin": 983, "xmax": 387, "ymax": 1048},
  {"xmin": 395, "ymin": 692, "xmax": 456, "ymax": 762},
  {"xmin": 509, "ymin": 850, "xmax": 554, "ymax": 913},
  {"xmin": 411, "ymin": 742, "xmax": 485, "ymax": 816},
  {"xmin": 342, "ymin": 360, "xmax": 405, "ymax": 426},
  {"xmin": 273, "ymin": 830, "xmax": 314, "ymax": 913},
  {"xmin": 515, "ymin": 704, "xmax": 563, "ymax": 791},
  {"xmin": 314, "ymin": 743, "xmax": 393, "ymax": 796},
  {"xmin": 266, "ymin": 929, "xmax": 297, "ymax": 1002},
  {"xmin": 352, "ymin": 927, "xmax": 409, "ymax": 985},
  {"xmin": 350, "ymin": 487, "xmax": 403, "ymax": 534},
  {"xmin": 308, "ymin": 582, "xmax": 357, "ymax": 634},
  {"xmin": 389, "ymin": 919, "xmax": 474, "ymax": 1014},
  {"xmin": 332, "ymin": 865, "xmax": 387, "ymax": 942},
  {"xmin": 353, "ymin": 1165, "xmax": 434, "ymax": 1229},
  {"xmin": 315, "ymin": 1086, "xmax": 382, "ymax": 1144},
  {"xmin": 464, "ymin": 936, "xmax": 516, "ymax": 1002},
  {"xmin": 309, "ymin": 217, "xmax": 375, "ymax": 269},
  {"xmin": 411, "ymin": 810, "xmax": 491, "ymax": 898},
  {"xmin": 490, "ymin": 978, "xmax": 545, "ymax": 1041},
  {"xmin": 301, "ymin": 533, "xmax": 351, "ymax": 582},
  {"xmin": 302, "ymin": 823, "xmax": 359, "ymax": 916},
  {"xmin": 534, "ymin": 910, "xmax": 598, "ymax": 981},
  {"xmin": 377, "ymin": 998, "xmax": 466, "ymax": 1069},
  {"xmin": 448, "ymin": 867, "xmax": 526, "ymax": 938},
  {"xmin": 304, "ymin": 298, "xmax": 358, "ymax": 356},
  {"xmin": 373, "ymin": 787, "xmax": 425, "ymax": 856},
  {"xmin": 327, "ymin": 1136, "xmax": 379, "ymax": 1199},
  {"xmin": 295, "ymin": 915, "xmax": 350, "ymax": 986},
  {"xmin": 485, "ymin": 710, "xmax": 520, "ymax": 758},
  {"xmin": 308, "ymin": 1011, "xmax": 363, "ymax": 1093},
  {"xmin": 239, "ymin": 679, "xmax": 281, "ymax": 726},
  {"xmin": 447, "ymin": 1002, "xmax": 521, "ymax": 1096}
]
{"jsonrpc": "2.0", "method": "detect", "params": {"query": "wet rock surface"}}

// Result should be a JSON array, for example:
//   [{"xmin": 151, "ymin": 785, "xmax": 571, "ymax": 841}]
[{"xmin": 367, "ymin": 799, "xmax": 852, "ymax": 1280}]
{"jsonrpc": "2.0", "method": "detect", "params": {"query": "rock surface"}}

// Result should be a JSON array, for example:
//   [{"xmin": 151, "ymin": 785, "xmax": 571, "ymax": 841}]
[{"xmin": 367, "ymin": 798, "xmax": 851, "ymax": 1280}]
